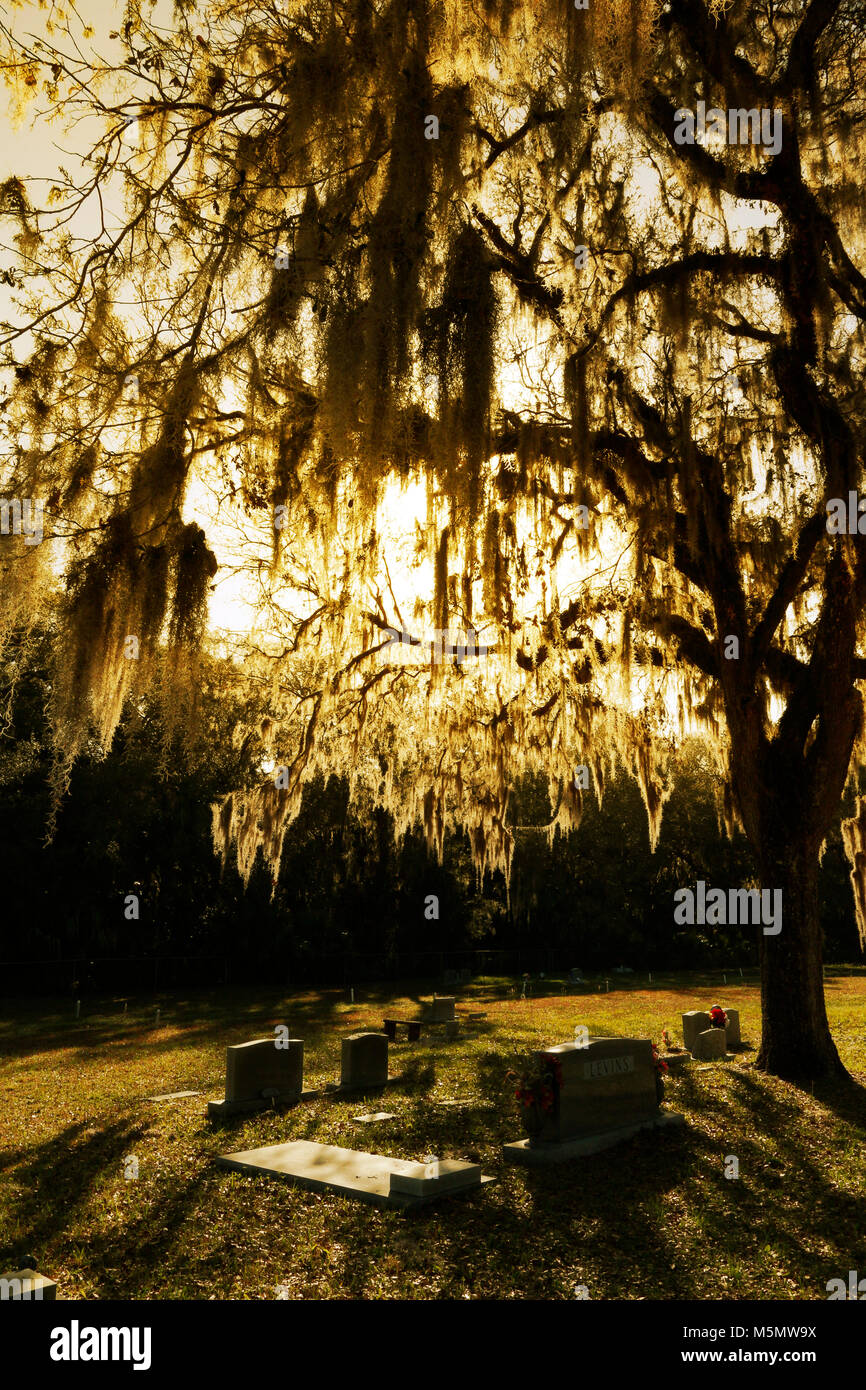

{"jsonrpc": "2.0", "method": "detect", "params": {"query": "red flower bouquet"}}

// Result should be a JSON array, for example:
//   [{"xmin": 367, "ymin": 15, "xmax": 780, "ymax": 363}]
[
  {"xmin": 506, "ymin": 1053, "xmax": 561, "ymax": 1135},
  {"xmin": 652, "ymin": 1042, "xmax": 668, "ymax": 1103}
]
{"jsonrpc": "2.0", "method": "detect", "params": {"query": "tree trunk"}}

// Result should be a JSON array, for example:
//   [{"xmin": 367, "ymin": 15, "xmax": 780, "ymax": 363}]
[{"xmin": 755, "ymin": 833, "xmax": 847, "ymax": 1081}]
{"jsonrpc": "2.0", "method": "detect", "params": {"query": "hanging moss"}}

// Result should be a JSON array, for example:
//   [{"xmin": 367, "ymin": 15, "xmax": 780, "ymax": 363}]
[{"xmin": 167, "ymin": 523, "xmax": 218, "ymax": 650}]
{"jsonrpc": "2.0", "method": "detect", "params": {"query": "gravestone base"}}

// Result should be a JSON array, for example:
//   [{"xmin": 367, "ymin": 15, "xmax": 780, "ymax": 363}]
[
  {"xmin": 503, "ymin": 1111, "xmax": 685, "ymax": 1165},
  {"xmin": 216, "ymin": 1139, "xmax": 495, "ymax": 1210},
  {"xmin": 659, "ymin": 1051, "xmax": 693, "ymax": 1074},
  {"xmin": 208, "ymin": 1088, "xmax": 319, "ymax": 1119},
  {"xmin": 423, "ymin": 1018, "xmax": 463, "ymax": 1042},
  {"xmin": 324, "ymin": 1076, "xmax": 403, "ymax": 1097}
]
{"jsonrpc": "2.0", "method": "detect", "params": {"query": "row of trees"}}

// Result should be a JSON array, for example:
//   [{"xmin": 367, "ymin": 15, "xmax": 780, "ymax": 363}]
[{"xmin": 0, "ymin": 630, "xmax": 858, "ymax": 989}]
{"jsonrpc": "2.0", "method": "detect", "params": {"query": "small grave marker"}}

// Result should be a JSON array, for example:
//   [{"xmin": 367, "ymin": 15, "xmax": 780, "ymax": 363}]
[
  {"xmin": 681, "ymin": 1010, "xmax": 712, "ymax": 1053},
  {"xmin": 340, "ymin": 1033, "xmax": 388, "ymax": 1090},
  {"xmin": 426, "ymin": 996, "xmax": 456, "ymax": 1022},
  {"xmin": 693, "ymin": 1027, "xmax": 727, "ymax": 1061}
]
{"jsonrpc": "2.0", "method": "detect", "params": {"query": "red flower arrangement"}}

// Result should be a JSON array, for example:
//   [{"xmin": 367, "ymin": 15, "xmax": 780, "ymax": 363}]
[
  {"xmin": 507, "ymin": 1053, "xmax": 562, "ymax": 1116},
  {"xmin": 652, "ymin": 1043, "xmax": 668, "ymax": 1103},
  {"xmin": 709, "ymin": 1005, "xmax": 728, "ymax": 1029}
]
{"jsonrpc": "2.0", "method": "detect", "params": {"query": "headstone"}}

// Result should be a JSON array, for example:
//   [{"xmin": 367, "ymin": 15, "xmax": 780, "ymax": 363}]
[
  {"xmin": 341, "ymin": 1032, "xmax": 388, "ymax": 1089},
  {"xmin": 681, "ymin": 1010, "xmax": 711, "ymax": 1053},
  {"xmin": 541, "ymin": 1037, "xmax": 658, "ymax": 1142},
  {"xmin": 208, "ymin": 1037, "xmax": 303, "ymax": 1117},
  {"xmin": 504, "ymin": 1036, "xmax": 684, "ymax": 1163},
  {"xmin": 723, "ymin": 1008, "xmax": 741, "ymax": 1047},
  {"xmin": 389, "ymin": 1158, "xmax": 482, "ymax": 1198},
  {"xmin": 227, "ymin": 1038, "xmax": 303, "ymax": 1103},
  {"xmin": 427, "ymin": 996, "xmax": 456, "ymax": 1022},
  {"xmin": 0, "ymin": 1269, "xmax": 56, "ymax": 1300},
  {"xmin": 693, "ymin": 1027, "xmax": 727, "ymax": 1060}
]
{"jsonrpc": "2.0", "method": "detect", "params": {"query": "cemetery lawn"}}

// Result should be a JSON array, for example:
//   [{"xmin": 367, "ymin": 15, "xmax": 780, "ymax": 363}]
[{"xmin": 1, "ymin": 971, "xmax": 865, "ymax": 1301}]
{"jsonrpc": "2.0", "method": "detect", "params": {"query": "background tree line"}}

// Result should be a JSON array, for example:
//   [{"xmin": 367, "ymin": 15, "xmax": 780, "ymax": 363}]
[{"xmin": 0, "ymin": 625, "xmax": 859, "ymax": 993}]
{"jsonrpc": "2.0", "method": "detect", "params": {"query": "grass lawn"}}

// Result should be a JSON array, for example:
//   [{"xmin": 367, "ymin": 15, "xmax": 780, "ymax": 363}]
[{"xmin": 1, "ymin": 971, "xmax": 865, "ymax": 1300}]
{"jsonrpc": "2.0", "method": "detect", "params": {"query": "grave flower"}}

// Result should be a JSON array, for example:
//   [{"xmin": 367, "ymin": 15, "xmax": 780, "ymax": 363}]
[
  {"xmin": 651, "ymin": 1043, "xmax": 668, "ymax": 1103},
  {"xmin": 709, "ymin": 1005, "xmax": 727, "ymax": 1028},
  {"xmin": 506, "ymin": 1053, "xmax": 561, "ymax": 1134}
]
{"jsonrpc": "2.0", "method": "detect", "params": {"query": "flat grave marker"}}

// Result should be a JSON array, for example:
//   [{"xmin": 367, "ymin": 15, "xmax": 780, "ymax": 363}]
[{"xmin": 147, "ymin": 1090, "xmax": 201, "ymax": 1102}]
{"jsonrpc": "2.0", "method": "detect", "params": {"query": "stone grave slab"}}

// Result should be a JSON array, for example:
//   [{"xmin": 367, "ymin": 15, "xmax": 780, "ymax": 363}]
[
  {"xmin": 216, "ymin": 1140, "xmax": 494, "ymax": 1210},
  {"xmin": 208, "ymin": 1037, "xmax": 304, "ymax": 1118},
  {"xmin": 0, "ymin": 1269, "xmax": 56, "ymax": 1300},
  {"xmin": 352, "ymin": 1112, "xmax": 396, "ymax": 1124},
  {"xmin": 682, "ymin": 1011, "xmax": 712, "ymax": 1053},
  {"xmin": 693, "ymin": 1027, "xmax": 728, "ymax": 1060}
]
